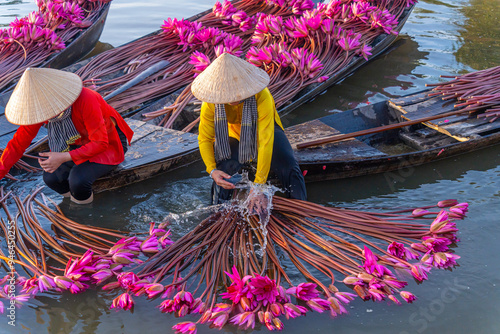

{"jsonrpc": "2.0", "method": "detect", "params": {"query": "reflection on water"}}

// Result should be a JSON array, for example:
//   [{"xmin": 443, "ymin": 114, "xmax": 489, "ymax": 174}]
[
  {"xmin": 455, "ymin": 0, "xmax": 500, "ymax": 70},
  {"xmin": 1, "ymin": 0, "xmax": 500, "ymax": 333}
]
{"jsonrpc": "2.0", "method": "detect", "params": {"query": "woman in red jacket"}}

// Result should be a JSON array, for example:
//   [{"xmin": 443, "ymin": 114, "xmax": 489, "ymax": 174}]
[{"xmin": 0, "ymin": 68, "xmax": 133, "ymax": 204}]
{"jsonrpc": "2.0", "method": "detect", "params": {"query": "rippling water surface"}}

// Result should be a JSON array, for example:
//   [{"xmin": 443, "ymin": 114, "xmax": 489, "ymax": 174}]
[{"xmin": 0, "ymin": 0, "xmax": 499, "ymax": 333}]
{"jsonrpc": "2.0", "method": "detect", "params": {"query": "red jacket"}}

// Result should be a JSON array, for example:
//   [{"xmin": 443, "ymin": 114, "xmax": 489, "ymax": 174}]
[{"xmin": 0, "ymin": 87, "xmax": 134, "ymax": 179}]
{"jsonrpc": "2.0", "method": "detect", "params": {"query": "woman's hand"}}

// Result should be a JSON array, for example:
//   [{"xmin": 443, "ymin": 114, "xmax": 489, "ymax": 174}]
[
  {"xmin": 38, "ymin": 152, "xmax": 71, "ymax": 173},
  {"xmin": 211, "ymin": 170, "xmax": 235, "ymax": 190}
]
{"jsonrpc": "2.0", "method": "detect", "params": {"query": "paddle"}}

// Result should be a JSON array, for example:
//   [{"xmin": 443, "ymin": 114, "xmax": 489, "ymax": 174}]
[
  {"xmin": 295, "ymin": 107, "xmax": 473, "ymax": 149},
  {"xmin": 103, "ymin": 60, "xmax": 170, "ymax": 101}
]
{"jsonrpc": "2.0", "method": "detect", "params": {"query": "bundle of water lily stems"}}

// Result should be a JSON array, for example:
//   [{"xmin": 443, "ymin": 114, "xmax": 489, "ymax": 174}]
[
  {"xmin": 0, "ymin": 0, "xmax": 111, "ymax": 91},
  {"xmin": 0, "ymin": 186, "xmax": 467, "ymax": 333},
  {"xmin": 426, "ymin": 65, "xmax": 500, "ymax": 122},
  {"xmin": 76, "ymin": 0, "xmax": 416, "ymax": 128}
]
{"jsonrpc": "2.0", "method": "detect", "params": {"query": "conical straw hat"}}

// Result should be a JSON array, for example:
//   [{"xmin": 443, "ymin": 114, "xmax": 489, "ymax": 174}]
[
  {"xmin": 5, "ymin": 68, "xmax": 83, "ymax": 125},
  {"xmin": 191, "ymin": 53, "xmax": 270, "ymax": 104}
]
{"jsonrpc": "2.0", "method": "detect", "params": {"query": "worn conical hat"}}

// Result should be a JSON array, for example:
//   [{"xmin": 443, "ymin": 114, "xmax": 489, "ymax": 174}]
[
  {"xmin": 191, "ymin": 53, "xmax": 270, "ymax": 104},
  {"xmin": 5, "ymin": 68, "xmax": 83, "ymax": 125}
]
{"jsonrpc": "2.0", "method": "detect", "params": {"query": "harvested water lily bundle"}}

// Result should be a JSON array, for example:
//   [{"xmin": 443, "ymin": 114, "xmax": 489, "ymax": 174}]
[
  {"xmin": 0, "ymin": 187, "xmax": 172, "ymax": 309},
  {"xmin": 97, "ymin": 185, "xmax": 467, "ymax": 333},
  {"xmin": 0, "ymin": 186, "xmax": 467, "ymax": 332}
]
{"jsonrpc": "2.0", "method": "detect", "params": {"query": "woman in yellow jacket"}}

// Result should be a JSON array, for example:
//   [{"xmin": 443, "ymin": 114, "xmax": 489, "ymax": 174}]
[{"xmin": 191, "ymin": 53, "xmax": 306, "ymax": 204}]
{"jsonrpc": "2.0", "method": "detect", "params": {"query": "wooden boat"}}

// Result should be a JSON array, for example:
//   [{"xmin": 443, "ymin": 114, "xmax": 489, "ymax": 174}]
[
  {"xmin": 0, "ymin": 2, "xmax": 111, "ymax": 109},
  {"xmin": 285, "ymin": 90, "xmax": 500, "ymax": 182}
]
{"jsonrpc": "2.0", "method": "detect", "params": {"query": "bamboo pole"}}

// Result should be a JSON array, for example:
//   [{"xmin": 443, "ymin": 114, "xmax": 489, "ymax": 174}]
[{"xmin": 295, "ymin": 107, "xmax": 472, "ymax": 149}]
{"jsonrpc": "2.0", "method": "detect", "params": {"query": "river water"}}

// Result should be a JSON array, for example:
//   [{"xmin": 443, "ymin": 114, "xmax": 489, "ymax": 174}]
[{"xmin": 0, "ymin": 0, "xmax": 499, "ymax": 333}]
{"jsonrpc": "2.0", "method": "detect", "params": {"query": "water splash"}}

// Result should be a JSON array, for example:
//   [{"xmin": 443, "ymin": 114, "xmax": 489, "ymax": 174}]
[{"xmin": 231, "ymin": 172, "xmax": 279, "ymax": 256}]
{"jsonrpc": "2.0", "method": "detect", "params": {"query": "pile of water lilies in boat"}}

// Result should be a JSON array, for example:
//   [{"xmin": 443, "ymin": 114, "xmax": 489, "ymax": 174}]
[
  {"xmin": 76, "ymin": 0, "xmax": 417, "ymax": 126},
  {"xmin": 0, "ymin": 0, "xmax": 111, "ymax": 90},
  {"xmin": 0, "ymin": 185, "xmax": 468, "ymax": 332},
  {"xmin": 427, "ymin": 65, "xmax": 500, "ymax": 122}
]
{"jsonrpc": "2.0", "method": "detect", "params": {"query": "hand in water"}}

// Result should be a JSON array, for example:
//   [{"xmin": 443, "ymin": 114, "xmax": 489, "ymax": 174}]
[
  {"xmin": 247, "ymin": 188, "xmax": 268, "ymax": 215},
  {"xmin": 211, "ymin": 170, "xmax": 236, "ymax": 190}
]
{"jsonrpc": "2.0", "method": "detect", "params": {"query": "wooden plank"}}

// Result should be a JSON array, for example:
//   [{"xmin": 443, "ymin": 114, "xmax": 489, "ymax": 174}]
[
  {"xmin": 286, "ymin": 119, "xmax": 342, "ymax": 146},
  {"xmin": 389, "ymin": 96, "xmax": 470, "ymax": 141},
  {"xmin": 390, "ymin": 91, "xmax": 430, "ymax": 107},
  {"xmin": 287, "ymin": 119, "xmax": 386, "ymax": 163},
  {"xmin": 117, "ymin": 121, "xmax": 198, "ymax": 171},
  {"xmin": 399, "ymin": 130, "xmax": 457, "ymax": 150},
  {"xmin": 461, "ymin": 119, "xmax": 500, "ymax": 137}
]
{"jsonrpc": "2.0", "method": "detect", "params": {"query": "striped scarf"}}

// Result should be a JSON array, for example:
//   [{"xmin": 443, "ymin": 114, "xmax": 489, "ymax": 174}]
[
  {"xmin": 47, "ymin": 107, "xmax": 81, "ymax": 152},
  {"xmin": 214, "ymin": 96, "xmax": 258, "ymax": 164}
]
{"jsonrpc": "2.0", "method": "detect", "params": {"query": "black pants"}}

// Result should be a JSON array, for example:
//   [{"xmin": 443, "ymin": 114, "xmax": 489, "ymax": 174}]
[
  {"xmin": 43, "ymin": 126, "xmax": 128, "ymax": 201},
  {"xmin": 212, "ymin": 124, "xmax": 307, "ymax": 204}
]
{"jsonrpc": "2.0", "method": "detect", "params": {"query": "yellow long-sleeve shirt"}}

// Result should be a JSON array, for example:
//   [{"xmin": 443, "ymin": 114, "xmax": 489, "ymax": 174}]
[{"xmin": 198, "ymin": 88, "xmax": 284, "ymax": 184}]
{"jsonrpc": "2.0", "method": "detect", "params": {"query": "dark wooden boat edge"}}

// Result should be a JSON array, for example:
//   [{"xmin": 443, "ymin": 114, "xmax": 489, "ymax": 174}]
[{"xmin": 92, "ymin": 147, "xmax": 200, "ymax": 194}]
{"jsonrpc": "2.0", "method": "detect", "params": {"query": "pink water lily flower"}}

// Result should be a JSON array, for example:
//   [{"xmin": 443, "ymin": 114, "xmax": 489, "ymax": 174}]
[
  {"xmin": 362, "ymin": 246, "xmax": 393, "ymax": 278},
  {"xmin": 338, "ymin": 34, "xmax": 361, "ymax": 52},
  {"xmin": 387, "ymin": 241, "xmax": 406, "ymax": 259},
  {"xmin": 221, "ymin": 266, "xmax": 252, "ymax": 304},
  {"xmin": 210, "ymin": 312, "xmax": 229, "ymax": 329},
  {"xmin": 450, "ymin": 202, "xmax": 468, "ymax": 216},
  {"xmin": 283, "ymin": 303, "xmax": 307, "ymax": 319},
  {"xmin": 110, "ymin": 292, "xmax": 134, "ymax": 311},
  {"xmin": 412, "ymin": 208, "xmax": 432, "ymax": 217},
  {"xmin": 117, "ymin": 272, "xmax": 139, "ymax": 290},
  {"xmin": 437, "ymin": 199, "xmax": 459, "ymax": 208},
  {"xmin": 230, "ymin": 311, "xmax": 255, "ymax": 329},
  {"xmin": 38, "ymin": 275, "xmax": 55, "ymax": 293},
  {"xmin": 358, "ymin": 44, "xmax": 372, "ymax": 60},
  {"xmin": 306, "ymin": 298, "xmax": 330, "ymax": 312},
  {"xmin": 286, "ymin": 282, "xmax": 319, "ymax": 301},
  {"xmin": 91, "ymin": 269, "xmax": 113, "ymax": 285},
  {"xmin": 144, "ymin": 283, "xmax": 164, "ymax": 298},
  {"xmin": 140, "ymin": 235, "xmax": 159, "ymax": 253},
  {"xmin": 53, "ymin": 276, "xmax": 73, "ymax": 290},
  {"xmin": 249, "ymin": 274, "xmax": 278, "ymax": 306},
  {"xmin": 400, "ymin": 291, "xmax": 417, "ymax": 303},
  {"xmin": 172, "ymin": 321, "xmax": 197, "ymax": 334}
]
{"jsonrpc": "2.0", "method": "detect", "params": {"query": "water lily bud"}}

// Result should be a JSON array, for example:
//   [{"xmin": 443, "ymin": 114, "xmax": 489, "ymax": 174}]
[{"xmin": 437, "ymin": 199, "xmax": 458, "ymax": 208}]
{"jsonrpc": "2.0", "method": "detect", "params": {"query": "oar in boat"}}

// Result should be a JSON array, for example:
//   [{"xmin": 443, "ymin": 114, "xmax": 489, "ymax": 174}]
[
  {"xmin": 295, "ymin": 108, "xmax": 474, "ymax": 149},
  {"xmin": 102, "ymin": 60, "xmax": 170, "ymax": 101}
]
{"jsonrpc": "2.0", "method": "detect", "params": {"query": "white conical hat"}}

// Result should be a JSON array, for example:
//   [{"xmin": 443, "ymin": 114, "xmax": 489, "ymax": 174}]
[
  {"xmin": 5, "ymin": 68, "xmax": 83, "ymax": 125},
  {"xmin": 191, "ymin": 53, "xmax": 270, "ymax": 104}
]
